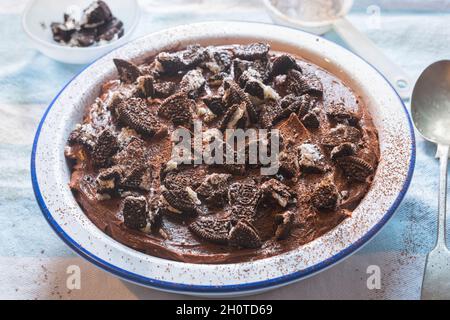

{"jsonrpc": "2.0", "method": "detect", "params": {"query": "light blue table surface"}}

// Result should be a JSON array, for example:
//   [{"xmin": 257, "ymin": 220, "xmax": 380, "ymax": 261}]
[{"xmin": 0, "ymin": 0, "xmax": 449, "ymax": 299}]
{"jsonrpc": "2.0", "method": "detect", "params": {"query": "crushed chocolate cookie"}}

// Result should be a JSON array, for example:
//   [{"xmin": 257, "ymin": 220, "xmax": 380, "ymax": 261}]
[
  {"xmin": 297, "ymin": 143, "xmax": 327, "ymax": 174},
  {"xmin": 322, "ymin": 124, "xmax": 362, "ymax": 148},
  {"xmin": 219, "ymin": 102, "xmax": 247, "ymax": 130},
  {"xmin": 91, "ymin": 129, "xmax": 119, "ymax": 168},
  {"xmin": 122, "ymin": 196, "xmax": 148, "ymax": 230},
  {"xmin": 327, "ymin": 102, "xmax": 360, "ymax": 126},
  {"xmin": 135, "ymin": 75, "xmax": 154, "ymax": 98},
  {"xmin": 51, "ymin": 1, "xmax": 124, "ymax": 47},
  {"xmin": 203, "ymin": 95, "xmax": 226, "ymax": 116},
  {"xmin": 302, "ymin": 111, "xmax": 320, "ymax": 129},
  {"xmin": 96, "ymin": 166, "xmax": 122, "ymax": 195},
  {"xmin": 274, "ymin": 211, "xmax": 295, "ymax": 240},
  {"xmin": 114, "ymin": 59, "xmax": 141, "ymax": 84},
  {"xmin": 311, "ymin": 180, "xmax": 341, "ymax": 211},
  {"xmin": 261, "ymin": 179, "xmax": 295, "ymax": 208},
  {"xmin": 234, "ymin": 43, "xmax": 270, "ymax": 61},
  {"xmin": 222, "ymin": 79, "xmax": 257, "ymax": 123},
  {"xmin": 66, "ymin": 43, "xmax": 380, "ymax": 264},
  {"xmin": 153, "ymin": 81, "xmax": 177, "ymax": 99},
  {"xmin": 260, "ymin": 100, "xmax": 284, "ymax": 128},
  {"xmin": 180, "ymin": 69, "xmax": 206, "ymax": 98},
  {"xmin": 196, "ymin": 173, "xmax": 232, "ymax": 207},
  {"xmin": 331, "ymin": 143, "xmax": 357, "ymax": 160},
  {"xmin": 112, "ymin": 138, "xmax": 152, "ymax": 191},
  {"xmin": 337, "ymin": 156, "xmax": 374, "ymax": 182},
  {"xmin": 270, "ymin": 54, "xmax": 300, "ymax": 78},
  {"xmin": 158, "ymin": 93, "xmax": 195, "ymax": 128},
  {"xmin": 229, "ymin": 220, "xmax": 262, "ymax": 249},
  {"xmin": 228, "ymin": 180, "xmax": 262, "ymax": 209},
  {"xmin": 156, "ymin": 44, "xmax": 208, "ymax": 75},
  {"xmin": 161, "ymin": 170, "xmax": 202, "ymax": 215},
  {"xmin": 189, "ymin": 217, "xmax": 231, "ymax": 245},
  {"xmin": 116, "ymin": 97, "xmax": 165, "ymax": 137},
  {"xmin": 286, "ymin": 69, "xmax": 323, "ymax": 97}
]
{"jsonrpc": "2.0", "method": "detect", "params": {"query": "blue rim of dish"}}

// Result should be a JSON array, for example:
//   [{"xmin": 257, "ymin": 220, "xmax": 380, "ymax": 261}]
[{"xmin": 31, "ymin": 22, "xmax": 416, "ymax": 294}]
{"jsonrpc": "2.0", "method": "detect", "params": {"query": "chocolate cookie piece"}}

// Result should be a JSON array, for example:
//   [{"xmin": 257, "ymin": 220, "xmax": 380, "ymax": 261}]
[
  {"xmin": 223, "ymin": 80, "xmax": 257, "ymax": 124},
  {"xmin": 261, "ymin": 179, "xmax": 295, "ymax": 208},
  {"xmin": 156, "ymin": 44, "xmax": 208, "ymax": 75},
  {"xmin": 122, "ymin": 196, "xmax": 148, "ymax": 230},
  {"xmin": 212, "ymin": 50, "xmax": 233, "ymax": 72},
  {"xmin": 180, "ymin": 69, "xmax": 206, "ymax": 98},
  {"xmin": 91, "ymin": 129, "xmax": 119, "ymax": 168},
  {"xmin": 330, "ymin": 143, "xmax": 357, "ymax": 160},
  {"xmin": 327, "ymin": 103, "xmax": 360, "ymax": 126},
  {"xmin": 96, "ymin": 166, "xmax": 123, "ymax": 195},
  {"xmin": 280, "ymin": 94, "xmax": 300, "ymax": 109},
  {"xmin": 229, "ymin": 220, "xmax": 262, "ymax": 249},
  {"xmin": 82, "ymin": 1, "xmax": 113, "ymax": 28},
  {"xmin": 158, "ymin": 93, "xmax": 195, "ymax": 128},
  {"xmin": 161, "ymin": 170, "xmax": 202, "ymax": 215},
  {"xmin": 228, "ymin": 181, "xmax": 262, "ymax": 221},
  {"xmin": 270, "ymin": 54, "xmax": 300, "ymax": 78},
  {"xmin": 135, "ymin": 75, "xmax": 154, "ymax": 98},
  {"xmin": 260, "ymin": 100, "xmax": 284, "ymax": 129},
  {"xmin": 153, "ymin": 81, "xmax": 177, "ymax": 99},
  {"xmin": 228, "ymin": 180, "xmax": 262, "ymax": 208},
  {"xmin": 120, "ymin": 166, "xmax": 152, "ymax": 191},
  {"xmin": 321, "ymin": 125, "xmax": 362, "ymax": 148},
  {"xmin": 68, "ymin": 123, "xmax": 97, "ymax": 151},
  {"xmin": 286, "ymin": 69, "xmax": 323, "ymax": 97},
  {"xmin": 238, "ymin": 68, "xmax": 264, "ymax": 88},
  {"xmin": 196, "ymin": 173, "xmax": 232, "ymax": 206},
  {"xmin": 203, "ymin": 95, "xmax": 226, "ymax": 116},
  {"xmin": 113, "ymin": 59, "xmax": 141, "ymax": 84},
  {"xmin": 278, "ymin": 150, "xmax": 300, "ymax": 178},
  {"xmin": 219, "ymin": 102, "xmax": 247, "ymax": 130},
  {"xmin": 273, "ymin": 94, "xmax": 316, "ymax": 125},
  {"xmin": 234, "ymin": 43, "xmax": 270, "ymax": 61},
  {"xmin": 97, "ymin": 17, "xmax": 124, "ymax": 42},
  {"xmin": 336, "ymin": 156, "xmax": 374, "ymax": 182},
  {"xmin": 147, "ymin": 196, "xmax": 164, "ymax": 232},
  {"xmin": 113, "ymin": 138, "xmax": 152, "ymax": 191},
  {"xmin": 51, "ymin": 22, "xmax": 76, "ymax": 43},
  {"xmin": 113, "ymin": 137, "xmax": 147, "ymax": 168},
  {"xmin": 274, "ymin": 211, "xmax": 295, "ymax": 240},
  {"xmin": 311, "ymin": 180, "xmax": 341, "ymax": 211},
  {"xmin": 302, "ymin": 111, "xmax": 320, "ymax": 129},
  {"xmin": 70, "ymin": 29, "xmax": 97, "ymax": 47},
  {"xmin": 189, "ymin": 217, "xmax": 231, "ymax": 245},
  {"xmin": 297, "ymin": 143, "xmax": 327, "ymax": 174},
  {"xmin": 116, "ymin": 98, "xmax": 165, "ymax": 137}
]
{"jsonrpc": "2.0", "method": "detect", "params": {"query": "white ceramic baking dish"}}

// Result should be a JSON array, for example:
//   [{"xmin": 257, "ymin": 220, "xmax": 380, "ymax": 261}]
[{"xmin": 31, "ymin": 22, "xmax": 415, "ymax": 297}]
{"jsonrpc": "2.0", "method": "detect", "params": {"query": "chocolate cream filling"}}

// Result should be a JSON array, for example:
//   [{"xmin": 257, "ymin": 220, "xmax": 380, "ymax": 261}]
[{"xmin": 65, "ymin": 43, "xmax": 380, "ymax": 264}]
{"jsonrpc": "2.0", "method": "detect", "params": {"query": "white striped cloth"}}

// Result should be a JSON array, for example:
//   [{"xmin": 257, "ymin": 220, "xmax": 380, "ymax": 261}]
[{"xmin": 1, "ymin": 0, "xmax": 449, "ymax": 300}]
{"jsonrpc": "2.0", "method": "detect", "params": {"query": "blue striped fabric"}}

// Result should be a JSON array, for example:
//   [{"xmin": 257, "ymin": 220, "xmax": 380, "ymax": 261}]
[{"xmin": 1, "ymin": 0, "xmax": 449, "ymax": 299}]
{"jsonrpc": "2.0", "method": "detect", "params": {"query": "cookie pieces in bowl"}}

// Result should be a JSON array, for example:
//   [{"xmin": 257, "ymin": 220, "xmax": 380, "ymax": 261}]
[{"xmin": 65, "ymin": 42, "xmax": 380, "ymax": 263}]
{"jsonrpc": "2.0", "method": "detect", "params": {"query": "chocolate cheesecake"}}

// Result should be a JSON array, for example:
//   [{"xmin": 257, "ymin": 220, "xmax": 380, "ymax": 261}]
[{"xmin": 65, "ymin": 43, "xmax": 380, "ymax": 264}]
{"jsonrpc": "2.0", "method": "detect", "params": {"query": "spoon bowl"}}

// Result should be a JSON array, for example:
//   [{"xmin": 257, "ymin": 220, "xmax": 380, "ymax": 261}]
[{"xmin": 412, "ymin": 60, "xmax": 450, "ymax": 145}]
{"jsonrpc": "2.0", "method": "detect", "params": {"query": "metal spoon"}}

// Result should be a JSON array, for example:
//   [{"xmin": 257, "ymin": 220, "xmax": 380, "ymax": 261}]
[{"xmin": 411, "ymin": 60, "xmax": 450, "ymax": 300}]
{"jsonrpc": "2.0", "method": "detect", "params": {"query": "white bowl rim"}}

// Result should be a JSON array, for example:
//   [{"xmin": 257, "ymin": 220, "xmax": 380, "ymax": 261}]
[
  {"xmin": 31, "ymin": 21, "xmax": 416, "ymax": 294},
  {"xmin": 21, "ymin": 0, "xmax": 141, "ymax": 52}
]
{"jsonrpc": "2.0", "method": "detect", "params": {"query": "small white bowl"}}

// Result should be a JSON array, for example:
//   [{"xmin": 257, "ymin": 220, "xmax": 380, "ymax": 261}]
[
  {"xmin": 22, "ymin": 0, "xmax": 140, "ymax": 64},
  {"xmin": 31, "ymin": 22, "xmax": 415, "ymax": 297},
  {"xmin": 263, "ymin": 0, "xmax": 353, "ymax": 35}
]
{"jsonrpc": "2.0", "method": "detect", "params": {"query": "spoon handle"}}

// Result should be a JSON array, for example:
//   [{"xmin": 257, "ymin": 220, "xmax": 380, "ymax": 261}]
[
  {"xmin": 333, "ymin": 17, "xmax": 412, "ymax": 100},
  {"xmin": 436, "ymin": 145, "xmax": 449, "ymax": 249}
]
